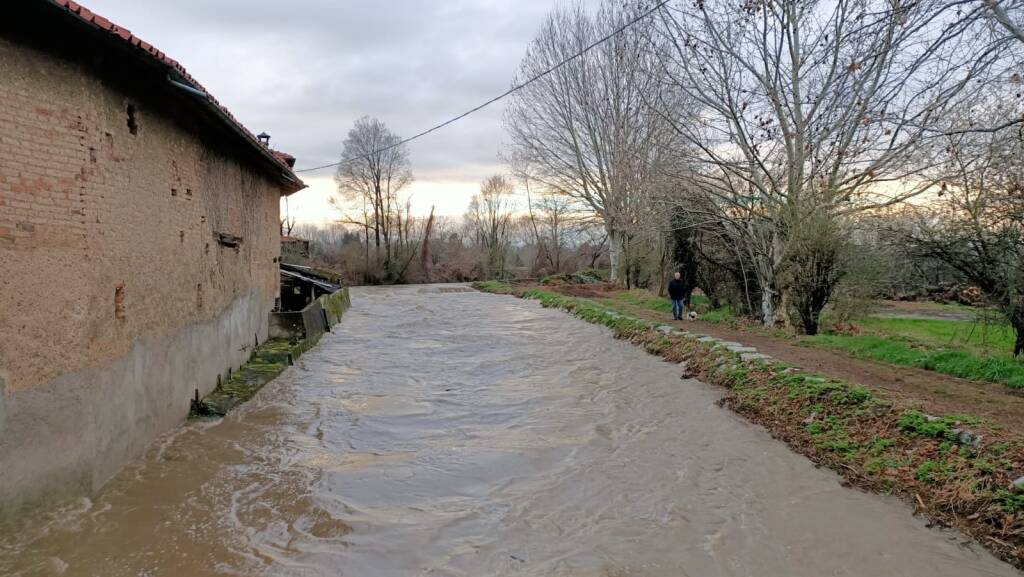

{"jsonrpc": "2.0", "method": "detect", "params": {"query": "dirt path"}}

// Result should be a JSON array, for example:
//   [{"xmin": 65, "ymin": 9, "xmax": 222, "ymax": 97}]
[{"xmin": 603, "ymin": 299, "xmax": 1024, "ymax": 433}]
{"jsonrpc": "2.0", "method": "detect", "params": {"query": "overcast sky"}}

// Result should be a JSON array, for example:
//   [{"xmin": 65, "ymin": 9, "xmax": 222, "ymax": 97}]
[{"xmin": 82, "ymin": 0, "xmax": 584, "ymax": 223}]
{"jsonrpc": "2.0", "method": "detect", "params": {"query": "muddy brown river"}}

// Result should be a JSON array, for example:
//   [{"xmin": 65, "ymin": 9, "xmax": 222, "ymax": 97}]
[{"xmin": 0, "ymin": 285, "xmax": 1019, "ymax": 576}]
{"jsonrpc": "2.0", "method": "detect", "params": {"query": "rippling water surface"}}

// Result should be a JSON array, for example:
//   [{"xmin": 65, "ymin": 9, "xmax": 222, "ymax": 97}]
[{"xmin": 0, "ymin": 285, "xmax": 1018, "ymax": 576}]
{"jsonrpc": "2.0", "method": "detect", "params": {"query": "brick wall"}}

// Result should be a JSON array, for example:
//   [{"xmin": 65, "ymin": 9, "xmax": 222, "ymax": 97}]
[{"xmin": 0, "ymin": 37, "xmax": 284, "ymax": 394}]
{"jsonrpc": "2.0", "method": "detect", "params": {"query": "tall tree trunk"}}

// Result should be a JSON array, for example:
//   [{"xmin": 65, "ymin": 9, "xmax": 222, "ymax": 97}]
[
  {"xmin": 553, "ymin": 223, "xmax": 561, "ymax": 272},
  {"xmin": 761, "ymin": 286, "xmax": 777, "ymax": 329},
  {"xmin": 373, "ymin": 192, "xmax": 382, "ymax": 249},
  {"xmin": 1013, "ymin": 313, "xmax": 1024, "ymax": 357},
  {"xmin": 608, "ymin": 227, "xmax": 621, "ymax": 283},
  {"xmin": 777, "ymin": 288, "xmax": 794, "ymax": 331},
  {"xmin": 757, "ymin": 232, "xmax": 785, "ymax": 328},
  {"xmin": 363, "ymin": 222, "xmax": 370, "ymax": 285},
  {"xmin": 373, "ymin": 201, "xmax": 382, "ymax": 269},
  {"xmin": 421, "ymin": 207, "xmax": 435, "ymax": 283}
]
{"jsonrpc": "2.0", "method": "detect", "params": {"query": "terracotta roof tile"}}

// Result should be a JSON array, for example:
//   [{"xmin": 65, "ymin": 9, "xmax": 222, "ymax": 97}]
[
  {"xmin": 271, "ymin": 150, "xmax": 296, "ymax": 168},
  {"xmin": 43, "ymin": 0, "xmax": 303, "ymax": 188}
]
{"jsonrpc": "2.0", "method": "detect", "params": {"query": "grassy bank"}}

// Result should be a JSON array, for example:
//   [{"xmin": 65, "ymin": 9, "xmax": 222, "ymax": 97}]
[
  {"xmin": 807, "ymin": 332, "xmax": 1024, "ymax": 388},
  {"xmin": 475, "ymin": 281, "xmax": 1024, "ymax": 568},
  {"xmin": 600, "ymin": 289, "xmax": 1024, "ymax": 389}
]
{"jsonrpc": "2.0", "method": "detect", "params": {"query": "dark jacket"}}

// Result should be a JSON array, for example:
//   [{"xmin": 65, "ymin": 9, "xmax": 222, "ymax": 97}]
[{"xmin": 667, "ymin": 278, "xmax": 687, "ymax": 301}]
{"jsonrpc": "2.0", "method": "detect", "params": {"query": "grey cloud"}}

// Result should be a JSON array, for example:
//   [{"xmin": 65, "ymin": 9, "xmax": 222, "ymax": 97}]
[{"xmin": 82, "ymin": 0, "xmax": 578, "ymax": 183}]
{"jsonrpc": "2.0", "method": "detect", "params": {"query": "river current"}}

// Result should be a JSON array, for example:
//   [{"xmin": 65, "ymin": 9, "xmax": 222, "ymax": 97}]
[{"xmin": 0, "ymin": 285, "xmax": 1017, "ymax": 576}]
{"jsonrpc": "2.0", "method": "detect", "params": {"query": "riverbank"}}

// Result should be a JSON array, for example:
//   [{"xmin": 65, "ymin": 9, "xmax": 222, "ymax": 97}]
[
  {"xmin": 475, "ymin": 281, "xmax": 1024, "ymax": 569},
  {"xmin": 549, "ymin": 283, "xmax": 1024, "ymax": 433},
  {"xmin": 602, "ymin": 286, "xmax": 1024, "ymax": 389}
]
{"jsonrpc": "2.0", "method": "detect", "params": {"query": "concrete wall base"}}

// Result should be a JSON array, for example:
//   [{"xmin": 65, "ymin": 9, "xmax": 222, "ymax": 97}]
[
  {"xmin": 269, "ymin": 287, "xmax": 351, "ymax": 342},
  {"xmin": 0, "ymin": 291, "xmax": 271, "ymax": 521}
]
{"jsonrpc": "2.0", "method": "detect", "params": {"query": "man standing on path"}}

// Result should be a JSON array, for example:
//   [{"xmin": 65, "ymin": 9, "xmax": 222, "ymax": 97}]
[{"xmin": 668, "ymin": 271, "xmax": 687, "ymax": 321}]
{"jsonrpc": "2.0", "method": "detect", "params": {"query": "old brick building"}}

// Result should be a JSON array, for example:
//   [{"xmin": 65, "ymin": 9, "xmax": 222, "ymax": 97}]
[{"xmin": 0, "ymin": 1, "xmax": 304, "ymax": 518}]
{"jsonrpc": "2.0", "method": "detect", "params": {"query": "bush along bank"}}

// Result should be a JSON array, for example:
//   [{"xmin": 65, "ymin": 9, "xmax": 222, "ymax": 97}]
[{"xmin": 473, "ymin": 281, "xmax": 1024, "ymax": 568}]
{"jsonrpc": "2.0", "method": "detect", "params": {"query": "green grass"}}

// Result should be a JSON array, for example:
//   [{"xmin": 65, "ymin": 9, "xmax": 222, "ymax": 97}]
[
  {"xmin": 806, "ymin": 333, "xmax": 1024, "ymax": 388},
  {"xmin": 816, "ymin": 311, "xmax": 1021, "ymax": 388},
  {"xmin": 914, "ymin": 460, "xmax": 951, "ymax": 483},
  {"xmin": 511, "ymin": 287, "xmax": 656, "ymax": 338},
  {"xmin": 690, "ymin": 294, "xmax": 711, "ymax": 306},
  {"xmin": 606, "ymin": 289, "xmax": 734, "ymax": 319},
  {"xmin": 896, "ymin": 409, "xmax": 959, "ymax": 440},
  {"xmin": 608, "ymin": 289, "xmax": 670, "ymax": 310},
  {"xmin": 858, "ymin": 317, "xmax": 1016, "ymax": 357},
  {"xmin": 474, "ymin": 280, "xmax": 511, "ymax": 292},
  {"xmin": 699, "ymin": 305, "xmax": 737, "ymax": 323},
  {"xmin": 997, "ymin": 490, "xmax": 1024, "ymax": 513},
  {"xmin": 490, "ymin": 284, "xmax": 1024, "ymax": 388},
  {"xmin": 606, "ymin": 289, "xmax": 1023, "ymax": 388}
]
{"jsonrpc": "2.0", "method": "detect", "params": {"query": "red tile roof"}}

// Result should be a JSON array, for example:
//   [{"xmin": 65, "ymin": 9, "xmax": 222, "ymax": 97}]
[
  {"xmin": 271, "ymin": 150, "xmax": 297, "ymax": 168},
  {"xmin": 46, "ymin": 0, "xmax": 304, "ymax": 190}
]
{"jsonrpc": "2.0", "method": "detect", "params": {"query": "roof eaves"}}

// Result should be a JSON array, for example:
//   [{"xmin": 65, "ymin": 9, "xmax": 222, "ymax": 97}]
[{"xmin": 45, "ymin": 0, "xmax": 305, "ymax": 193}]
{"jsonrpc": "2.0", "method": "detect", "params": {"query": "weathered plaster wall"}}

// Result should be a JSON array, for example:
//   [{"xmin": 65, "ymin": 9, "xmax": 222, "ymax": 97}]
[
  {"xmin": 0, "ymin": 38, "xmax": 284, "ymax": 517},
  {"xmin": 0, "ymin": 292, "xmax": 266, "ymax": 518}
]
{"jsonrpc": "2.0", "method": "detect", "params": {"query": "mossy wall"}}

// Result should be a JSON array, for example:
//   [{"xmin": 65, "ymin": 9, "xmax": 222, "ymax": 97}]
[
  {"xmin": 199, "ymin": 287, "xmax": 351, "ymax": 417},
  {"xmin": 321, "ymin": 287, "xmax": 351, "ymax": 325},
  {"xmin": 269, "ymin": 287, "xmax": 351, "ymax": 341}
]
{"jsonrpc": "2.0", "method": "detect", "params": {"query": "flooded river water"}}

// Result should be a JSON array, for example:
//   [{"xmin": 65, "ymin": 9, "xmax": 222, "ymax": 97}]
[{"xmin": 0, "ymin": 285, "xmax": 1019, "ymax": 576}]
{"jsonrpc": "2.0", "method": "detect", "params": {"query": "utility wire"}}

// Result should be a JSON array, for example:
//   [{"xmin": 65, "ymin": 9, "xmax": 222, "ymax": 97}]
[{"xmin": 294, "ymin": 0, "xmax": 671, "ymax": 174}]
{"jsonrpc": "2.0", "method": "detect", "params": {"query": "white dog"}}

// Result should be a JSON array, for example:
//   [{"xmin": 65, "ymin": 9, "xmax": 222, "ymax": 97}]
[{"xmin": 687, "ymin": 311, "xmax": 698, "ymax": 321}]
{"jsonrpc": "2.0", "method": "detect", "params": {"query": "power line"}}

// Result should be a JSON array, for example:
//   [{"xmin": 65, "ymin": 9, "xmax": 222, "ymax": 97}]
[{"xmin": 294, "ymin": 0, "xmax": 671, "ymax": 174}]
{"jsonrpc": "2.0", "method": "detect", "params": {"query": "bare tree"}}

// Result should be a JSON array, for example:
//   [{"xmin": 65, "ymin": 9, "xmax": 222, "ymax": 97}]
[
  {"xmin": 985, "ymin": 0, "xmax": 1024, "ymax": 43},
  {"xmin": 903, "ymin": 107, "xmax": 1024, "ymax": 355},
  {"xmin": 280, "ymin": 215, "xmax": 296, "ymax": 237},
  {"xmin": 651, "ymin": 0, "xmax": 1017, "ymax": 326},
  {"xmin": 333, "ymin": 116, "xmax": 413, "ymax": 281},
  {"xmin": 465, "ymin": 175, "xmax": 517, "ymax": 278},
  {"xmin": 505, "ymin": 0, "xmax": 683, "ymax": 283},
  {"xmin": 329, "ymin": 191, "xmax": 374, "ymax": 283},
  {"xmin": 532, "ymin": 194, "xmax": 583, "ymax": 274}
]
